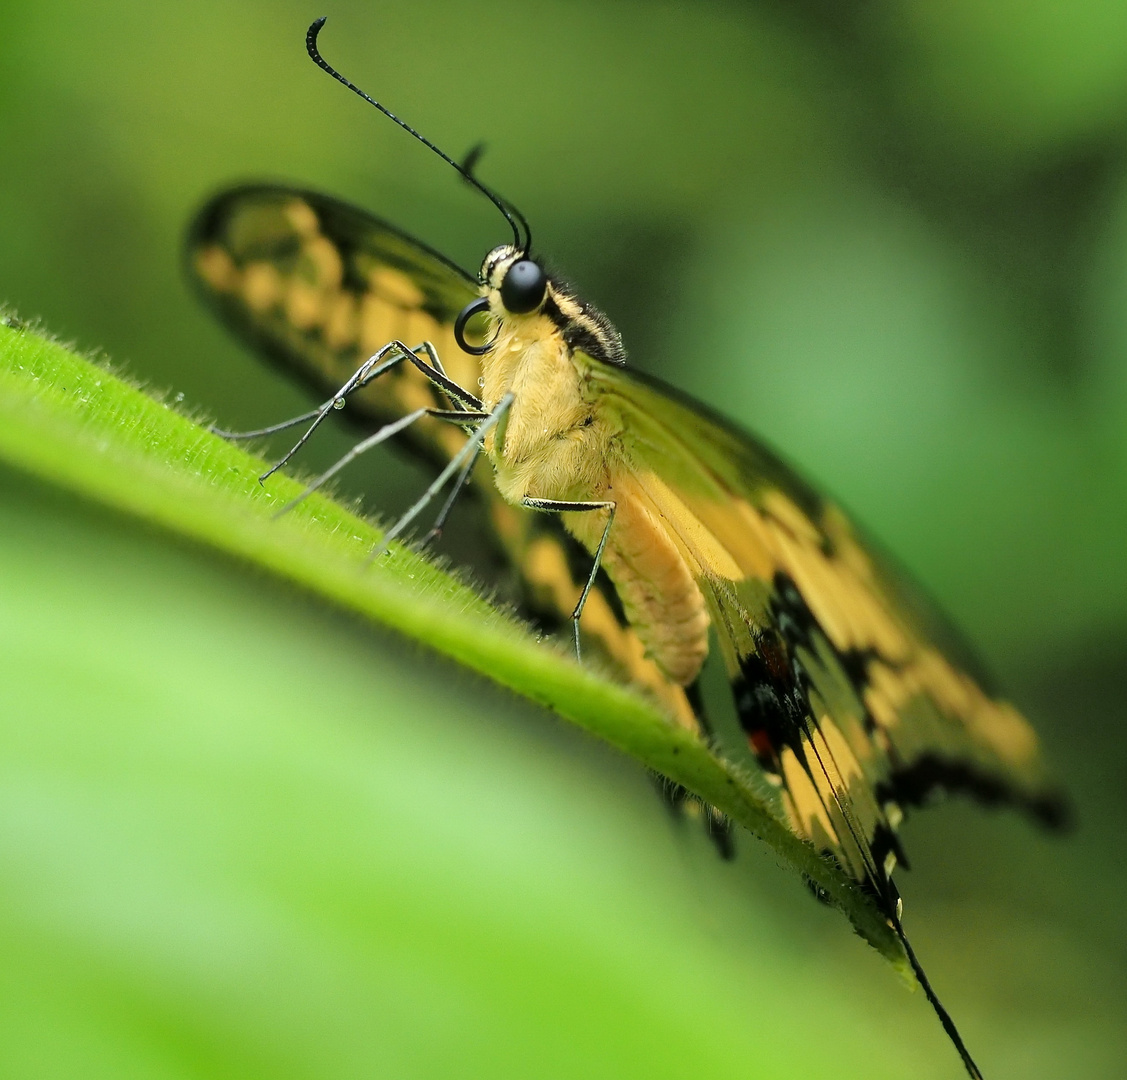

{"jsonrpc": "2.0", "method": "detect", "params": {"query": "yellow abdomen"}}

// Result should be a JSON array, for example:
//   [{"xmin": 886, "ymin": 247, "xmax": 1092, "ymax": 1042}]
[{"xmin": 566, "ymin": 468, "xmax": 711, "ymax": 687}]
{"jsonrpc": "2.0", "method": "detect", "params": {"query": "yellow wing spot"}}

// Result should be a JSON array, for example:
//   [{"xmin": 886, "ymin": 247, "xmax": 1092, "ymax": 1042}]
[
  {"xmin": 194, "ymin": 245, "xmax": 238, "ymax": 293},
  {"xmin": 323, "ymin": 291, "xmax": 358, "ymax": 351},
  {"xmin": 370, "ymin": 266, "xmax": 426, "ymax": 308},
  {"xmin": 762, "ymin": 489, "xmax": 822, "ymax": 544},
  {"xmin": 764, "ymin": 512, "xmax": 911, "ymax": 663},
  {"xmin": 284, "ymin": 279, "xmax": 326, "ymax": 332},
  {"xmin": 359, "ymin": 293, "xmax": 402, "ymax": 355},
  {"xmin": 973, "ymin": 700, "xmax": 1039, "ymax": 767},
  {"xmin": 712, "ymin": 499, "xmax": 780, "ymax": 579},
  {"xmin": 807, "ymin": 725, "xmax": 848, "ymax": 794},
  {"xmin": 281, "ymin": 198, "xmax": 320, "ymax": 238},
  {"xmin": 886, "ymin": 801, "xmax": 904, "ymax": 829},
  {"xmin": 814, "ymin": 712, "xmax": 884, "ymax": 848},
  {"xmin": 805, "ymin": 634, "xmax": 876, "ymax": 764},
  {"xmin": 820, "ymin": 713, "xmax": 865, "ymax": 787},
  {"xmin": 822, "ymin": 505, "xmax": 877, "ymax": 580},
  {"xmin": 242, "ymin": 261, "xmax": 284, "ymax": 314},
  {"xmin": 404, "ymin": 308, "xmax": 439, "ymax": 351},
  {"xmin": 303, "ymin": 235, "xmax": 345, "ymax": 290},
  {"xmin": 864, "ymin": 649, "xmax": 1041, "ymax": 778},
  {"xmin": 806, "ymin": 756, "xmax": 871, "ymax": 881}
]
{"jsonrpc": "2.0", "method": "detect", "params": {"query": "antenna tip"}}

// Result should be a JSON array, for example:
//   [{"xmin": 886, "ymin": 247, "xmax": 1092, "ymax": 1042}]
[{"xmin": 307, "ymin": 17, "xmax": 327, "ymax": 47}]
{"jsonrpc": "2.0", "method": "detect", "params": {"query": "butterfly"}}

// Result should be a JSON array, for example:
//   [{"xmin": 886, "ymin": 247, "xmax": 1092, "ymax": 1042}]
[{"xmin": 188, "ymin": 19, "xmax": 1067, "ymax": 1079}]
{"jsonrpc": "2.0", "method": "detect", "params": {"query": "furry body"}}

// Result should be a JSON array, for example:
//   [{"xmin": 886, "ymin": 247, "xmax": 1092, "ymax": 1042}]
[{"xmin": 479, "ymin": 245, "xmax": 711, "ymax": 686}]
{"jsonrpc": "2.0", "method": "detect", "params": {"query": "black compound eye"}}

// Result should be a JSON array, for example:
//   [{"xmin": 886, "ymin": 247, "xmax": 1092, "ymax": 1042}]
[{"xmin": 499, "ymin": 259, "xmax": 547, "ymax": 314}]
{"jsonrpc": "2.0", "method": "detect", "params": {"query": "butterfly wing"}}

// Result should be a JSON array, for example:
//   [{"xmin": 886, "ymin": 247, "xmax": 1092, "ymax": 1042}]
[
  {"xmin": 188, "ymin": 183, "xmax": 487, "ymax": 467},
  {"xmin": 585, "ymin": 358, "xmax": 1066, "ymax": 907}
]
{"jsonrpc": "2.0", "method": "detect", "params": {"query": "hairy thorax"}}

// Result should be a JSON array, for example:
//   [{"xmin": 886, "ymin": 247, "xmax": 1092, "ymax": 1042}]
[{"xmin": 481, "ymin": 316, "xmax": 614, "ymax": 505}]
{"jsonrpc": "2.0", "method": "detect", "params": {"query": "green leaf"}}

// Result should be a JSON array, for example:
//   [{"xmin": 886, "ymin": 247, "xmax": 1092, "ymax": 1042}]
[{"xmin": 0, "ymin": 319, "xmax": 907, "ymax": 969}]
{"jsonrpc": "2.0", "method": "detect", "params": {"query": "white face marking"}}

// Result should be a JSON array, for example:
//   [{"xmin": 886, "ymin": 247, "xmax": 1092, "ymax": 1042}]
[{"xmin": 480, "ymin": 244, "xmax": 520, "ymax": 289}]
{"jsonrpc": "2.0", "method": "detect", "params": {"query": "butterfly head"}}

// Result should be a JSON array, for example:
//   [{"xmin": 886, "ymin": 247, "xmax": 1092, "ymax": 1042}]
[
  {"xmin": 454, "ymin": 245, "xmax": 553, "ymax": 356},
  {"xmin": 454, "ymin": 245, "xmax": 627, "ymax": 367}
]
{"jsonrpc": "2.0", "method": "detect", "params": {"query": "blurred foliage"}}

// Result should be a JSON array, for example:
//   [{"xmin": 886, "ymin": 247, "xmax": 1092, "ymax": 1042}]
[{"xmin": 0, "ymin": 0, "xmax": 1125, "ymax": 1077}]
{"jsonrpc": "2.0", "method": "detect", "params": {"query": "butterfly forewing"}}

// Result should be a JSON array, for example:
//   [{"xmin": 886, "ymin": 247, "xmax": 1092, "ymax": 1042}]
[{"xmin": 587, "ymin": 357, "xmax": 1064, "ymax": 902}]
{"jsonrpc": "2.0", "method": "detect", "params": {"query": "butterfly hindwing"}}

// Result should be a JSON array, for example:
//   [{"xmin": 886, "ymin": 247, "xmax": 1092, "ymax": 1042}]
[{"xmin": 189, "ymin": 184, "xmax": 482, "ymax": 469}]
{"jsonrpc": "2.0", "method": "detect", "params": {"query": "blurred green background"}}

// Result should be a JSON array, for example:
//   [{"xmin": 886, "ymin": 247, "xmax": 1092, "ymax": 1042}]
[{"xmin": 1, "ymin": 1, "xmax": 1126, "ymax": 1077}]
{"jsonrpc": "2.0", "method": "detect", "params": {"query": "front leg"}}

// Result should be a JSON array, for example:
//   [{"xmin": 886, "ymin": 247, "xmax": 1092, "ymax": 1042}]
[
  {"xmin": 375, "ymin": 393, "xmax": 516, "ymax": 556},
  {"xmin": 521, "ymin": 498, "xmax": 616, "ymax": 663},
  {"xmin": 256, "ymin": 339, "xmax": 484, "ymax": 482},
  {"xmin": 274, "ymin": 405, "xmax": 490, "ymax": 518}
]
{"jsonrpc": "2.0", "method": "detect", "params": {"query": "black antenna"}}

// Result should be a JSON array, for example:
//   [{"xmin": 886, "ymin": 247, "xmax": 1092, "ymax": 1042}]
[
  {"xmin": 306, "ymin": 17, "xmax": 531, "ymax": 255},
  {"xmin": 460, "ymin": 142, "xmax": 532, "ymax": 251}
]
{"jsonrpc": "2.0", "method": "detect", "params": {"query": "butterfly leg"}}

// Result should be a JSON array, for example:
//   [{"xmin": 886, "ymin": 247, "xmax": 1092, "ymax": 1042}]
[
  {"xmin": 373, "ymin": 392, "xmax": 515, "ymax": 558},
  {"xmin": 211, "ymin": 340, "xmax": 418, "ymax": 445},
  {"xmin": 273, "ymin": 403, "xmax": 490, "ymax": 518},
  {"xmin": 210, "ymin": 405, "xmax": 328, "ymax": 442},
  {"xmin": 520, "ymin": 498, "xmax": 616, "ymax": 663},
  {"xmin": 272, "ymin": 406, "xmax": 429, "ymax": 517},
  {"xmin": 410, "ymin": 340, "xmax": 446, "ymax": 378},
  {"xmin": 423, "ymin": 443, "xmax": 482, "ymax": 545},
  {"xmin": 248, "ymin": 340, "xmax": 453, "ymax": 481},
  {"xmin": 381, "ymin": 339, "xmax": 483, "ymax": 411}
]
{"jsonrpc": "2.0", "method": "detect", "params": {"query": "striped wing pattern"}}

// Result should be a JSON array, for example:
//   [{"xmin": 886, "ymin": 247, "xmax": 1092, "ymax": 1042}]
[
  {"xmin": 588, "ymin": 362, "xmax": 1065, "ymax": 905},
  {"xmin": 189, "ymin": 184, "xmax": 480, "ymax": 467}
]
